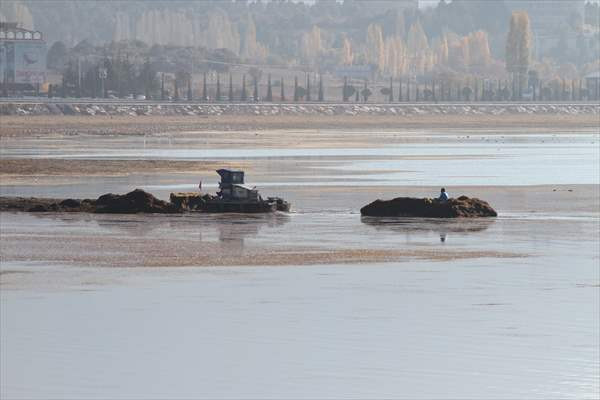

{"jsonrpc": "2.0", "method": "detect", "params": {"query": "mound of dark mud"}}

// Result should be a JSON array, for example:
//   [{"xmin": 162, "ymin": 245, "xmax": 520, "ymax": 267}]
[
  {"xmin": 360, "ymin": 196, "xmax": 497, "ymax": 218},
  {"xmin": 1, "ymin": 189, "xmax": 291, "ymax": 214},
  {"xmin": 0, "ymin": 196, "xmax": 92, "ymax": 212},
  {"xmin": 95, "ymin": 189, "xmax": 177, "ymax": 213},
  {"xmin": 0, "ymin": 189, "xmax": 178, "ymax": 214}
]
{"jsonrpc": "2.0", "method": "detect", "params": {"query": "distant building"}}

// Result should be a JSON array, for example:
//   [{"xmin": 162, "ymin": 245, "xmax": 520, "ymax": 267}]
[
  {"xmin": 0, "ymin": 22, "xmax": 47, "ymax": 90},
  {"xmin": 503, "ymin": 0, "xmax": 586, "ymax": 59}
]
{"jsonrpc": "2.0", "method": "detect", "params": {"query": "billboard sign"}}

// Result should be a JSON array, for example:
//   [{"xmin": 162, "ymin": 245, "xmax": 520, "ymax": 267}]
[{"xmin": 14, "ymin": 42, "xmax": 46, "ymax": 84}]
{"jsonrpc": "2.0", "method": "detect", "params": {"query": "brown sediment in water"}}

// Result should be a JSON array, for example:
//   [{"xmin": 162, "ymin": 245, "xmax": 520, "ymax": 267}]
[
  {"xmin": 0, "ymin": 232, "xmax": 524, "ymax": 271},
  {"xmin": 0, "ymin": 159, "xmax": 252, "ymax": 186},
  {"xmin": 0, "ymin": 159, "xmax": 249, "ymax": 177}
]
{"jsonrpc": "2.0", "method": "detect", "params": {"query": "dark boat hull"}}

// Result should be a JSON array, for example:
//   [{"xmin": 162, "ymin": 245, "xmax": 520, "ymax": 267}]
[
  {"xmin": 170, "ymin": 192, "xmax": 290, "ymax": 213},
  {"xmin": 200, "ymin": 200, "xmax": 277, "ymax": 213}
]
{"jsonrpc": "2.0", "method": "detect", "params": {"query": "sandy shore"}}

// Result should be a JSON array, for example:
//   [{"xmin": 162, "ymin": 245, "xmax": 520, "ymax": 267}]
[{"xmin": 2, "ymin": 113, "xmax": 599, "ymax": 137}]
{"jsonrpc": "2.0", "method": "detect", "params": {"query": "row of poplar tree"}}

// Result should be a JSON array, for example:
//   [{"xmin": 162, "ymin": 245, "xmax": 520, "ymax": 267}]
[{"xmin": 47, "ymin": 69, "xmax": 598, "ymax": 102}]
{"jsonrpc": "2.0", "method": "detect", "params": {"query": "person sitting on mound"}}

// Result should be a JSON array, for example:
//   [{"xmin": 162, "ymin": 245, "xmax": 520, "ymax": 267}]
[{"xmin": 438, "ymin": 188, "xmax": 449, "ymax": 203}]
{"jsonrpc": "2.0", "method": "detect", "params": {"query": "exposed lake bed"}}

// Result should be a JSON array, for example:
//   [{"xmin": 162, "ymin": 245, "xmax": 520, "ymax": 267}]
[{"xmin": 1, "ymin": 123, "xmax": 598, "ymax": 398}]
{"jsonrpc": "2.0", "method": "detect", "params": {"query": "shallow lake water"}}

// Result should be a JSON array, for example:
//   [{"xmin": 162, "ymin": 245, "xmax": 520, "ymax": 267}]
[{"xmin": 1, "ymin": 130, "xmax": 599, "ymax": 399}]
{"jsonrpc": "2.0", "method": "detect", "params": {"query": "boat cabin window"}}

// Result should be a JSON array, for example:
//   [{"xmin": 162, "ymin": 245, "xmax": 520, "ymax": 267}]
[
  {"xmin": 217, "ymin": 169, "xmax": 245, "ymax": 184},
  {"xmin": 230, "ymin": 172, "xmax": 243, "ymax": 184}
]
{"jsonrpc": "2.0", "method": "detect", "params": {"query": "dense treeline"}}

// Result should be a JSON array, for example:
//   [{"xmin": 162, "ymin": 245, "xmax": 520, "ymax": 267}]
[
  {"xmin": 10, "ymin": 0, "xmax": 599, "ymax": 72},
  {"xmin": 4, "ymin": 0, "xmax": 598, "ymax": 100}
]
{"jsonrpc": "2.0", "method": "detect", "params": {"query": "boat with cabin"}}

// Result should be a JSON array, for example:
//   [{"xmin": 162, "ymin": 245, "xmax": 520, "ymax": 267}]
[{"xmin": 170, "ymin": 169, "xmax": 290, "ymax": 213}]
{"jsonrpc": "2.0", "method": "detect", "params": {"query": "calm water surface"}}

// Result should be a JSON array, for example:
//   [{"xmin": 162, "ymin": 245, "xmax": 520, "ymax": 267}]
[{"xmin": 1, "ymin": 130, "xmax": 599, "ymax": 399}]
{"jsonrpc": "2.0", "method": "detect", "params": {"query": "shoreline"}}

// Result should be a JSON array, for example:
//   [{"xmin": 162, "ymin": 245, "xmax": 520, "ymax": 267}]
[{"xmin": 2, "ymin": 113, "xmax": 599, "ymax": 137}]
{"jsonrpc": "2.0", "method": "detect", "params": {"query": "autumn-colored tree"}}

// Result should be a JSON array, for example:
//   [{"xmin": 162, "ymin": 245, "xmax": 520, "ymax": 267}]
[
  {"xmin": 468, "ymin": 31, "xmax": 491, "ymax": 69},
  {"xmin": 301, "ymin": 26, "xmax": 322, "ymax": 65},
  {"xmin": 406, "ymin": 20, "xmax": 430, "ymax": 75},
  {"xmin": 341, "ymin": 37, "xmax": 353, "ymax": 66},
  {"xmin": 506, "ymin": 11, "xmax": 532, "ymax": 99},
  {"xmin": 240, "ymin": 14, "xmax": 268, "ymax": 61},
  {"xmin": 366, "ymin": 23, "xmax": 385, "ymax": 74},
  {"xmin": 437, "ymin": 35, "xmax": 449, "ymax": 66},
  {"xmin": 200, "ymin": 10, "xmax": 240, "ymax": 54},
  {"xmin": 384, "ymin": 36, "xmax": 407, "ymax": 78},
  {"xmin": 460, "ymin": 37, "xmax": 471, "ymax": 70}
]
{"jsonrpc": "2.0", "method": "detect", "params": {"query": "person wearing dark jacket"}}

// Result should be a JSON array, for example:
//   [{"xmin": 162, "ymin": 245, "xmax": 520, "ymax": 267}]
[{"xmin": 438, "ymin": 188, "xmax": 449, "ymax": 202}]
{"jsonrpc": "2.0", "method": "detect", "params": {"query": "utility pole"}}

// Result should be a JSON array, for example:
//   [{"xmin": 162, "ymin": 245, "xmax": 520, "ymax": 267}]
[{"xmin": 77, "ymin": 57, "xmax": 82, "ymax": 98}]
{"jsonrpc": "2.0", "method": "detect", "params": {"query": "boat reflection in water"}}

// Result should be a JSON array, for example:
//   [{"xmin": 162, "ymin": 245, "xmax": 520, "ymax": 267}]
[{"xmin": 27, "ymin": 211, "xmax": 290, "ymax": 252}]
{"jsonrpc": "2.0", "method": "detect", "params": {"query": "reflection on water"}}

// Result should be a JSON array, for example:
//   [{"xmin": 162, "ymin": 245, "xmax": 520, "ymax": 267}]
[
  {"xmin": 19, "ymin": 211, "xmax": 291, "ymax": 251},
  {"xmin": 361, "ymin": 216, "xmax": 495, "ymax": 243},
  {"xmin": 209, "ymin": 214, "xmax": 290, "ymax": 251}
]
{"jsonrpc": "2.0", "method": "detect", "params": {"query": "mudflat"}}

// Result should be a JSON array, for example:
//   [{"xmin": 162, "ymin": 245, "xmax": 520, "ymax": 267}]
[{"xmin": 1, "ymin": 113, "xmax": 599, "ymax": 137}]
